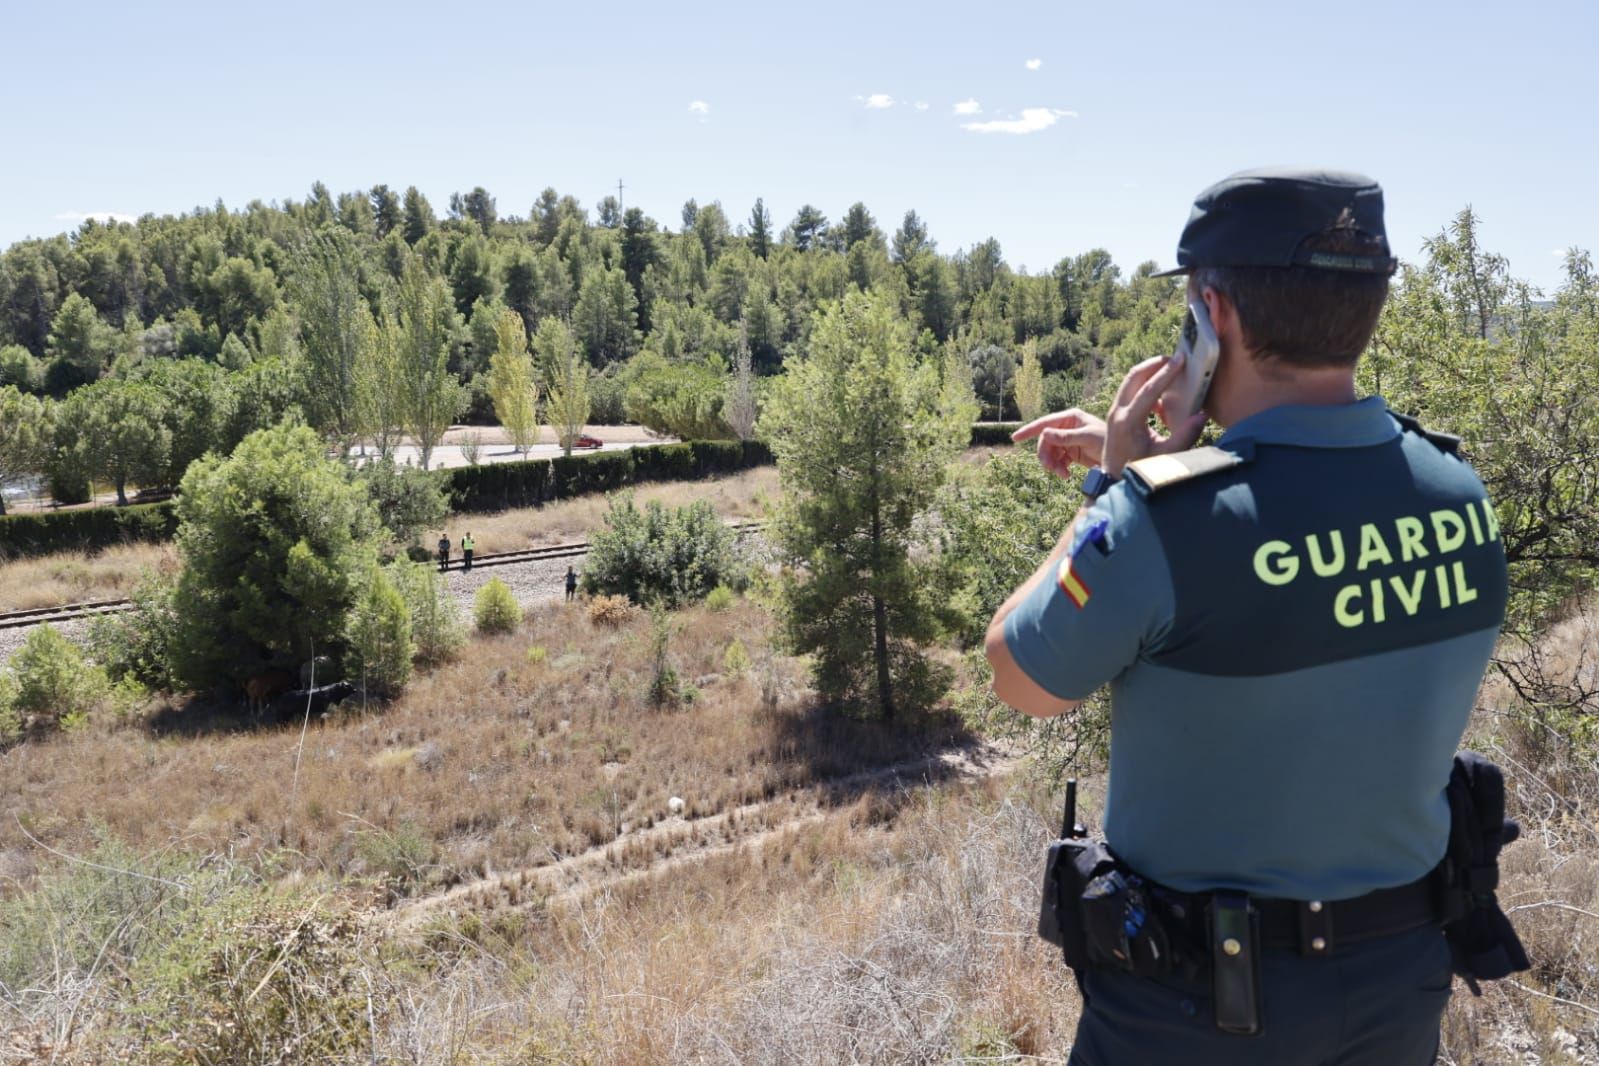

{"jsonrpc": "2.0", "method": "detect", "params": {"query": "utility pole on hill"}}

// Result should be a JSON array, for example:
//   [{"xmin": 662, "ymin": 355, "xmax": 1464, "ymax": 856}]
[{"xmin": 617, "ymin": 179, "xmax": 625, "ymax": 213}]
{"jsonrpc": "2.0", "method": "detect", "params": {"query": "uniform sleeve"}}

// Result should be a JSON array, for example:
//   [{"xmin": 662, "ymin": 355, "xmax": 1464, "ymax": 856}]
[{"xmin": 1002, "ymin": 482, "xmax": 1175, "ymax": 700}]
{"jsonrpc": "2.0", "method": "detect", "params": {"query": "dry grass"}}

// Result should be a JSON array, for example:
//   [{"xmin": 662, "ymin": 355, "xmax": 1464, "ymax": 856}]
[
  {"xmin": 0, "ymin": 598, "xmax": 967, "ymax": 900},
  {"xmin": 451, "ymin": 466, "xmax": 778, "ymax": 554},
  {"xmin": 0, "ymin": 469, "xmax": 777, "ymax": 615},
  {"xmin": 0, "ymin": 543, "xmax": 175, "ymax": 612}
]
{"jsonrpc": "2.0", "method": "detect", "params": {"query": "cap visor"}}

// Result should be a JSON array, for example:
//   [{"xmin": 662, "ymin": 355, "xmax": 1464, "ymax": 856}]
[{"xmin": 1151, "ymin": 265, "xmax": 1191, "ymax": 278}]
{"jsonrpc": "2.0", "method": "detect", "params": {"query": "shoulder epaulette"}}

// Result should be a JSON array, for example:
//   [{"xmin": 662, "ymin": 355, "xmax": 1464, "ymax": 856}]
[
  {"xmin": 1124, "ymin": 445, "xmax": 1247, "ymax": 496},
  {"xmin": 1388, "ymin": 410, "xmax": 1461, "ymax": 456}
]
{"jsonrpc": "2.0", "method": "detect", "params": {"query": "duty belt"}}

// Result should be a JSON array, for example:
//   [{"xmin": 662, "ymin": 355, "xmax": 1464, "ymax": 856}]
[{"xmin": 1160, "ymin": 869, "xmax": 1446, "ymax": 957}]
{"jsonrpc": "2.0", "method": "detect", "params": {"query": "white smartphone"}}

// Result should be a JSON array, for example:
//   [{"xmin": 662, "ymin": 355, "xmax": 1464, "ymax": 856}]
[{"xmin": 1161, "ymin": 299, "xmax": 1221, "ymax": 424}]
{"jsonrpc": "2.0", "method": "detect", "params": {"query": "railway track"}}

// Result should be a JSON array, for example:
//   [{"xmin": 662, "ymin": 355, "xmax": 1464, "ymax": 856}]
[{"xmin": 0, "ymin": 520, "xmax": 768, "ymax": 632}]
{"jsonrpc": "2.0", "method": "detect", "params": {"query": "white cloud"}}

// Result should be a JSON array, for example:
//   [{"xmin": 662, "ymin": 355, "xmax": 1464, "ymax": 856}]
[
  {"xmin": 861, "ymin": 93, "xmax": 895, "ymax": 109},
  {"xmin": 952, "ymin": 98, "xmax": 982, "ymax": 115},
  {"xmin": 55, "ymin": 210, "xmax": 136, "ymax": 224},
  {"xmin": 961, "ymin": 107, "xmax": 1077, "ymax": 135},
  {"xmin": 1025, "ymin": 58, "xmax": 1043, "ymax": 70},
  {"xmin": 1551, "ymin": 248, "xmax": 1567, "ymax": 257},
  {"xmin": 688, "ymin": 100, "xmax": 710, "ymax": 115},
  {"xmin": 914, "ymin": 100, "xmax": 930, "ymax": 111}
]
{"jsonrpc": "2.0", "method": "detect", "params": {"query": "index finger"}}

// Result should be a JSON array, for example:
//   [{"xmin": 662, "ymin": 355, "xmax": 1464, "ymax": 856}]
[
  {"xmin": 1111, "ymin": 354, "xmax": 1174, "ymax": 410},
  {"xmin": 1011, "ymin": 409, "xmax": 1089, "ymax": 442},
  {"xmin": 1125, "ymin": 351, "xmax": 1189, "ymax": 421}
]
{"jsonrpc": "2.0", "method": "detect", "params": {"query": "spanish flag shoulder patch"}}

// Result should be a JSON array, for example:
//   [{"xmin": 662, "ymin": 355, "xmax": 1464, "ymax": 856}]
[{"xmin": 1057, "ymin": 554, "xmax": 1091, "ymax": 608}]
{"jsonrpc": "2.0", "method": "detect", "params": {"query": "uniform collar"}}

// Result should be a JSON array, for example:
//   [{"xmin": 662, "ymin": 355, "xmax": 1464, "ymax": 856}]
[{"xmin": 1217, "ymin": 396, "xmax": 1398, "ymax": 450}]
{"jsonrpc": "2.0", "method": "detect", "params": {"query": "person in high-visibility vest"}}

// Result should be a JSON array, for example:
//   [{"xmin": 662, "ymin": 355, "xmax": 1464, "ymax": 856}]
[{"xmin": 461, "ymin": 532, "xmax": 475, "ymax": 572}]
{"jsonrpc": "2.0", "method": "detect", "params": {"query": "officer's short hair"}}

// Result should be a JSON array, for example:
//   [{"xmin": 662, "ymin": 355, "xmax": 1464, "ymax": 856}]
[{"xmin": 1193, "ymin": 229, "xmax": 1391, "ymax": 369}]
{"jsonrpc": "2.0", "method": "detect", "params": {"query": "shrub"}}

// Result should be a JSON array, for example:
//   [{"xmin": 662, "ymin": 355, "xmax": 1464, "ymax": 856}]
[
  {"xmin": 0, "ymin": 500, "xmax": 177, "ymax": 560},
  {"xmin": 355, "ymin": 456, "xmax": 448, "ymax": 545},
  {"xmin": 581, "ymin": 494, "xmax": 742, "ymax": 607},
  {"xmin": 723, "ymin": 638, "xmax": 751, "ymax": 675},
  {"xmin": 968, "ymin": 422, "xmax": 1022, "ymax": 446},
  {"xmin": 87, "ymin": 577, "xmax": 182, "ymax": 690},
  {"xmin": 392, "ymin": 561, "xmax": 465, "ymax": 665},
  {"xmin": 587, "ymin": 594, "xmax": 634, "ymax": 628},
  {"xmin": 646, "ymin": 605, "xmax": 681, "ymax": 709},
  {"xmin": 0, "ymin": 671, "xmax": 20, "ymax": 747},
  {"xmin": 705, "ymin": 584, "xmax": 736, "ymax": 612},
  {"xmin": 346, "ymin": 567, "xmax": 414, "ymax": 697},
  {"xmin": 526, "ymin": 644, "xmax": 548, "ymax": 665},
  {"xmin": 355, "ymin": 821, "xmax": 436, "ymax": 899},
  {"xmin": 474, "ymin": 578, "xmax": 522, "ymax": 634},
  {"xmin": 11, "ymin": 624, "xmax": 108, "ymax": 726}
]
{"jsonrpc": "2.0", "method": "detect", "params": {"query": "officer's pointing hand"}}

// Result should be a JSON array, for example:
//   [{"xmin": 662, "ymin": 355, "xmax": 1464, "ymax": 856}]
[
  {"xmin": 1011, "ymin": 409, "xmax": 1107, "ymax": 481},
  {"xmin": 1102, "ymin": 352, "xmax": 1208, "ymax": 478}
]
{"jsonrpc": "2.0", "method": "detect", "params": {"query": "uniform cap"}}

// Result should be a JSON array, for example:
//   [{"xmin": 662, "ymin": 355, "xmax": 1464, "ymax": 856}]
[{"xmin": 1155, "ymin": 167, "xmax": 1397, "ymax": 278}]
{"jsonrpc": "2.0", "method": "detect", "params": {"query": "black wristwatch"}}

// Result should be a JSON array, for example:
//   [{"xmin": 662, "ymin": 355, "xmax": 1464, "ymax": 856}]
[{"xmin": 1081, "ymin": 466, "xmax": 1116, "ymax": 500}]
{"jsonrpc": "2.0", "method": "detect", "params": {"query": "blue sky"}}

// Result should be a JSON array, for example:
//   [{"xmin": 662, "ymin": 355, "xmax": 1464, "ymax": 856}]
[{"xmin": 2, "ymin": 0, "xmax": 1593, "ymax": 292}]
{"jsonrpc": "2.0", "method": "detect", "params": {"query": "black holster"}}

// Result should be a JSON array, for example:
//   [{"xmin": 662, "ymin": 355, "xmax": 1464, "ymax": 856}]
[{"xmin": 1039, "ymin": 838, "xmax": 1182, "ymax": 979}]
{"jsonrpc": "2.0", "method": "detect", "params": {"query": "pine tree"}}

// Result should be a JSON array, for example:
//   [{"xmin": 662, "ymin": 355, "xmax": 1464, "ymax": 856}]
[
  {"xmin": 488, "ymin": 307, "xmax": 539, "ymax": 454},
  {"xmin": 726, "ymin": 319, "xmax": 757, "ymax": 441},
  {"xmin": 749, "ymin": 198, "xmax": 772, "ymax": 259},
  {"xmin": 761, "ymin": 290, "xmax": 974, "ymax": 718}
]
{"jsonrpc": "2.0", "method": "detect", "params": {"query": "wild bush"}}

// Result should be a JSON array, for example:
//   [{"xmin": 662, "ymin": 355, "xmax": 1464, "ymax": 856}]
[
  {"xmin": 474, "ymin": 577, "xmax": 522, "ymax": 634},
  {"xmin": 646, "ymin": 604, "xmax": 682, "ymax": 709},
  {"xmin": 355, "ymin": 455, "xmax": 448, "ymax": 545},
  {"xmin": 392, "ymin": 560, "xmax": 465, "ymax": 665},
  {"xmin": 705, "ymin": 584, "xmax": 736, "ymax": 612},
  {"xmin": 10, "ymin": 624, "xmax": 108, "ymax": 726},
  {"xmin": 0, "ymin": 670, "xmax": 20, "ymax": 747},
  {"xmin": 581, "ymin": 493, "xmax": 741, "ymax": 607},
  {"xmin": 88, "ymin": 576, "xmax": 182, "ymax": 690},
  {"xmin": 346, "ymin": 566, "xmax": 414, "ymax": 697},
  {"xmin": 587, "ymin": 593, "xmax": 634, "ymax": 627}
]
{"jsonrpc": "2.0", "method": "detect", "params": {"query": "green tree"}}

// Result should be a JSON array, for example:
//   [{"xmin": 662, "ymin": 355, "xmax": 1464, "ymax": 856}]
[
  {"xmin": 787, "ymin": 205, "xmax": 829, "ymax": 251},
  {"xmin": 1014, "ymin": 338, "xmax": 1045, "ymax": 422},
  {"xmin": 401, "ymin": 186, "xmax": 436, "ymax": 244},
  {"xmin": 392, "ymin": 561, "xmax": 464, "ymax": 664},
  {"xmin": 726, "ymin": 320, "xmax": 758, "ymax": 441},
  {"xmin": 170, "ymin": 423, "xmax": 381, "ymax": 690},
  {"xmin": 761, "ymin": 290, "xmax": 974, "ymax": 718},
  {"xmin": 624, "ymin": 353, "xmax": 731, "ymax": 440},
  {"xmin": 535, "ymin": 317, "xmax": 590, "ymax": 455},
  {"xmin": 0, "ymin": 386, "xmax": 50, "ymax": 515},
  {"xmin": 370, "ymin": 184, "xmax": 402, "ymax": 238},
  {"xmin": 488, "ymin": 307, "xmax": 539, "ymax": 453},
  {"xmin": 572, "ymin": 265, "xmax": 640, "ymax": 365},
  {"xmin": 73, "ymin": 379, "xmax": 172, "ymax": 504},
  {"xmin": 393, "ymin": 258, "xmax": 467, "ymax": 470},
  {"xmin": 354, "ymin": 308, "xmax": 405, "ymax": 458},
  {"xmin": 581, "ymin": 495, "xmax": 741, "ymax": 607},
  {"xmin": 10, "ymin": 625, "xmax": 109, "ymax": 727},
  {"xmin": 287, "ymin": 233, "xmax": 368, "ymax": 452},
  {"xmin": 45, "ymin": 293, "xmax": 117, "ymax": 391},
  {"xmin": 893, "ymin": 210, "xmax": 932, "ymax": 263},
  {"xmin": 0, "ymin": 344, "xmax": 43, "ymax": 390},
  {"xmin": 748, "ymin": 198, "xmax": 772, "ymax": 259},
  {"xmin": 346, "ymin": 566, "xmax": 414, "ymax": 698}
]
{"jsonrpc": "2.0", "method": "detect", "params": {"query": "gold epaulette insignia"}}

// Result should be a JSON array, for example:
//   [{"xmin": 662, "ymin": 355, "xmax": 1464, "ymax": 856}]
[{"xmin": 1124, "ymin": 446, "xmax": 1245, "ymax": 494}]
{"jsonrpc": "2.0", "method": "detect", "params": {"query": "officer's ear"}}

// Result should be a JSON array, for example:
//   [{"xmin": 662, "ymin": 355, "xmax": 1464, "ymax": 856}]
[{"xmin": 1200, "ymin": 286, "xmax": 1247, "ymax": 356}]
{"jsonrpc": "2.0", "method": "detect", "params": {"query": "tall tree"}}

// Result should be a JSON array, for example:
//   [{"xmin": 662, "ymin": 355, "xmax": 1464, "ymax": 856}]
[
  {"xmin": 0, "ymin": 386, "xmax": 49, "ymax": 515},
  {"xmin": 535, "ymin": 317, "xmax": 589, "ymax": 456},
  {"xmin": 401, "ymin": 186, "xmax": 436, "ymax": 244},
  {"xmin": 393, "ymin": 258, "xmax": 467, "ymax": 470},
  {"xmin": 761, "ymin": 290, "xmax": 973, "ymax": 719},
  {"xmin": 370, "ymin": 184, "xmax": 402, "ymax": 238},
  {"xmin": 619, "ymin": 207, "xmax": 659, "ymax": 323},
  {"xmin": 488, "ymin": 307, "xmax": 539, "ymax": 454},
  {"xmin": 354, "ymin": 306, "xmax": 404, "ymax": 459},
  {"xmin": 725, "ymin": 319, "xmax": 757, "ymax": 441},
  {"xmin": 1013, "ymin": 338, "xmax": 1044, "ymax": 422},
  {"xmin": 595, "ymin": 196, "xmax": 622, "ymax": 229},
  {"xmin": 68, "ymin": 379, "xmax": 172, "ymax": 504},
  {"xmin": 680, "ymin": 199, "xmax": 700, "ymax": 230},
  {"xmin": 287, "ymin": 233, "xmax": 367, "ymax": 452},
  {"xmin": 892, "ymin": 210, "xmax": 932, "ymax": 263},
  {"xmin": 787, "ymin": 205, "xmax": 829, "ymax": 251},
  {"xmin": 841, "ymin": 202, "xmax": 879, "ymax": 250},
  {"xmin": 45, "ymin": 293, "xmax": 117, "ymax": 391},
  {"xmin": 748, "ymin": 198, "xmax": 772, "ymax": 259},
  {"xmin": 572, "ymin": 265, "xmax": 640, "ymax": 365}
]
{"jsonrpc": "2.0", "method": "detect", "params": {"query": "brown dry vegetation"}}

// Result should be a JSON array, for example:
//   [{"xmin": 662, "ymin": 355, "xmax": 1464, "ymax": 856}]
[
  {"xmin": 0, "ymin": 468, "xmax": 778, "ymax": 613},
  {"xmin": 0, "ymin": 542, "xmax": 175, "ymax": 612},
  {"xmin": 0, "ymin": 598, "xmax": 967, "ymax": 898},
  {"xmin": 453, "ymin": 466, "xmax": 778, "ymax": 554}
]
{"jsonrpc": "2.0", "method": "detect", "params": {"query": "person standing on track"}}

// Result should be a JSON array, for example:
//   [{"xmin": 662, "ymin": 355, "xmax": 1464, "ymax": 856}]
[
  {"xmin": 437, "ymin": 531, "xmax": 451, "ymax": 573},
  {"xmin": 986, "ymin": 168, "xmax": 1510, "ymax": 1065},
  {"xmin": 565, "ymin": 565, "xmax": 578, "ymax": 602},
  {"xmin": 461, "ymin": 531, "xmax": 475, "ymax": 572}
]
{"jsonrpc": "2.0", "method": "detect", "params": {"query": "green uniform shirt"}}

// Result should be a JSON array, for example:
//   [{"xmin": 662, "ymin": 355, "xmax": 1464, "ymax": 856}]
[{"xmin": 1004, "ymin": 398, "xmax": 1508, "ymax": 900}]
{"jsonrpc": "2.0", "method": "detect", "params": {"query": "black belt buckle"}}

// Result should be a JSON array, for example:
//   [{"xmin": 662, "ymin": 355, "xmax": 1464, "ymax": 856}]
[{"xmin": 1209, "ymin": 892, "xmax": 1263, "ymax": 1036}]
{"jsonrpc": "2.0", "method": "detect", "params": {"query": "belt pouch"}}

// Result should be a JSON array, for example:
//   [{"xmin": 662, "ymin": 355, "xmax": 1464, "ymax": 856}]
[
  {"xmin": 1209, "ymin": 892, "xmax": 1263, "ymax": 1036},
  {"xmin": 1038, "ymin": 839, "xmax": 1115, "ymax": 970}
]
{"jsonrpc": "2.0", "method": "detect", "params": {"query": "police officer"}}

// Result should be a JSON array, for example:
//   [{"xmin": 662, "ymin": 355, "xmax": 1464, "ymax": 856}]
[
  {"xmin": 461, "ymin": 531, "xmax": 475, "ymax": 572},
  {"xmin": 437, "ymin": 531, "xmax": 451, "ymax": 573},
  {"xmin": 985, "ymin": 169, "xmax": 1508, "ymax": 1064}
]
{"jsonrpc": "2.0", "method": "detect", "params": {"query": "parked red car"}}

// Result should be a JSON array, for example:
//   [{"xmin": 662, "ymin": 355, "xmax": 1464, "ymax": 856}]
[{"xmin": 573, "ymin": 434, "xmax": 604, "ymax": 450}]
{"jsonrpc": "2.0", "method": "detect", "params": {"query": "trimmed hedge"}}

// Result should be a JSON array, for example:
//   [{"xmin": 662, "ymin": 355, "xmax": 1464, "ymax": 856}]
[
  {"xmin": 0, "ymin": 500, "xmax": 178, "ymax": 560},
  {"xmin": 446, "ymin": 439, "xmax": 775, "ymax": 513},
  {"xmin": 970, "ymin": 423, "xmax": 1022, "ymax": 446}
]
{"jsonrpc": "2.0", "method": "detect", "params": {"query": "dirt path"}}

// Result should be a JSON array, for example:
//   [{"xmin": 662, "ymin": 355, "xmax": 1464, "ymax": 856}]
[{"xmin": 389, "ymin": 740, "xmax": 1023, "ymax": 933}]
